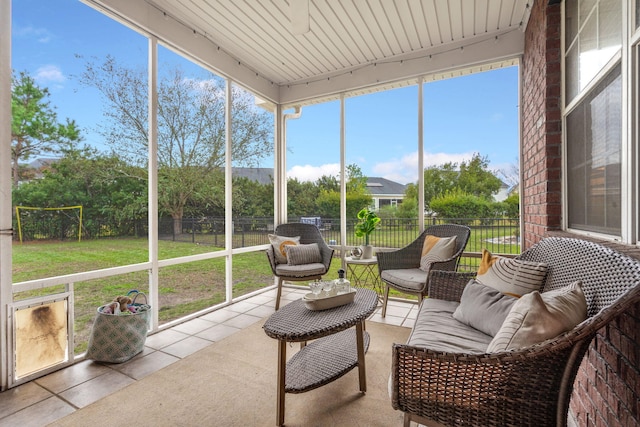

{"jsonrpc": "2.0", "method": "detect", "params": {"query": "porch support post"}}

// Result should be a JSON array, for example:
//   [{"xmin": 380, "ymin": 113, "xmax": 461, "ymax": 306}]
[
  {"xmin": 0, "ymin": 0, "xmax": 12, "ymax": 391},
  {"xmin": 340, "ymin": 94, "xmax": 347, "ymax": 256},
  {"xmin": 225, "ymin": 80, "xmax": 233, "ymax": 303},
  {"xmin": 147, "ymin": 36, "xmax": 159, "ymax": 330},
  {"xmin": 417, "ymin": 77, "xmax": 424, "ymax": 231}
]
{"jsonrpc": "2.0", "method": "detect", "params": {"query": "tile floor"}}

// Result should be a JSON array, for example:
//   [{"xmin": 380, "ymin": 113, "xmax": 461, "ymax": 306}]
[{"xmin": 0, "ymin": 286, "xmax": 418, "ymax": 427}]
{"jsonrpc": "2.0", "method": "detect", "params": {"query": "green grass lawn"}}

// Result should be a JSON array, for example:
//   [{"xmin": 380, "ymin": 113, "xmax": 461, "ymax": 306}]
[{"xmin": 11, "ymin": 226, "xmax": 519, "ymax": 354}]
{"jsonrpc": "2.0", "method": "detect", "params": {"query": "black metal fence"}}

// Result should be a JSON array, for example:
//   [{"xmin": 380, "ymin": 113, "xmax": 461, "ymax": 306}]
[{"xmin": 12, "ymin": 215, "xmax": 520, "ymax": 255}]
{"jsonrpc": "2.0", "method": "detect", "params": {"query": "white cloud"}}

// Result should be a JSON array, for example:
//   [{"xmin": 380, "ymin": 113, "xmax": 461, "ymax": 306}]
[
  {"xmin": 288, "ymin": 163, "xmax": 340, "ymax": 182},
  {"xmin": 373, "ymin": 151, "xmax": 475, "ymax": 184},
  {"xmin": 34, "ymin": 65, "xmax": 65, "ymax": 84},
  {"xmin": 14, "ymin": 25, "xmax": 52, "ymax": 43}
]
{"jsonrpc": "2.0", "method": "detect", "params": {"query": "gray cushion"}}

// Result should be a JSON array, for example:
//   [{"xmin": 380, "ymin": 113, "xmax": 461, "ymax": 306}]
[
  {"xmin": 381, "ymin": 268, "xmax": 428, "ymax": 292},
  {"xmin": 452, "ymin": 279, "xmax": 517, "ymax": 336},
  {"xmin": 407, "ymin": 298, "xmax": 492, "ymax": 354},
  {"xmin": 275, "ymin": 262, "xmax": 326, "ymax": 277},
  {"xmin": 286, "ymin": 243, "xmax": 322, "ymax": 265}
]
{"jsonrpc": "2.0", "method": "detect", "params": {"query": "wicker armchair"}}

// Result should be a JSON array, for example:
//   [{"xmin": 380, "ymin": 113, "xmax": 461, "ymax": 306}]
[
  {"xmin": 392, "ymin": 237, "xmax": 640, "ymax": 427},
  {"xmin": 266, "ymin": 223, "xmax": 334, "ymax": 310},
  {"xmin": 377, "ymin": 224, "xmax": 470, "ymax": 317}
]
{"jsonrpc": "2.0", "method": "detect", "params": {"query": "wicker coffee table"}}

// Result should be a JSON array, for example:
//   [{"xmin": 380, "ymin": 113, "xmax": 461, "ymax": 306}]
[{"xmin": 263, "ymin": 288, "xmax": 378, "ymax": 426}]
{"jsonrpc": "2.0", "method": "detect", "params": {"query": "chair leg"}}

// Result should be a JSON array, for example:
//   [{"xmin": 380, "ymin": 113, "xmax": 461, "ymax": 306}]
[
  {"xmin": 275, "ymin": 277, "xmax": 283, "ymax": 311},
  {"xmin": 381, "ymin": 285, "xmax": 390, "ymax": 317}
]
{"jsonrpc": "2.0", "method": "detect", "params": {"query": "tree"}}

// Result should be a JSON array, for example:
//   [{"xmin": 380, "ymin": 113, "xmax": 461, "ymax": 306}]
[
  {"xmin": 11, "ymin": 71, "xmax": 81, "ymax": 186},
  {"xmin": 423, "ymin": 162, "xmax": 458, "ymax": 210},
  {"xmin": 13, "ymin": 147, "xmax": 148, "ymax": 237},
  {"xmin": 457, "ymin": 153, "xmax": 503, "ymax": 199},
  {"xmin": 420, "ymin": 153, "xmax": 503, "ymax": 211},
  {"xmin": 77, "ymin": 56, "xmax": 273, "ymax": 234}
]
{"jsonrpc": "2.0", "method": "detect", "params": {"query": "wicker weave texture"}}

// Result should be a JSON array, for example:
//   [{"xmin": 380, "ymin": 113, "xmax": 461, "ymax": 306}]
[
  {"xmin": 393, "ymin": 237, "xmax": 640, "ymax": 427},
  {"xmin": 377, "ymin": 224, "xmax": 470, "ymax": 296},
  {"xmin": 285, "ymin": 328, "xmax": 370, "ymax": 393},
  {"xmin": 263, "ymin": 288, "xmax": 378, "ymax": 342}
]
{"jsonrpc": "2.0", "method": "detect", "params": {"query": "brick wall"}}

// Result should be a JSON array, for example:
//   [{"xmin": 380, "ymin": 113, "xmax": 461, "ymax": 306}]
[
  {"xmin": 521, "ymin": 0, "xmax": 562, "ymax": 247},
  {"xmin": 523, "ymin": 2, "xmax": 639, "ymax": 427}
]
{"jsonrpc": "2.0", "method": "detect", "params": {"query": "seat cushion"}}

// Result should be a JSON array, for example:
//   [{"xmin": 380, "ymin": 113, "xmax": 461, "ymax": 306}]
[
  {"xmin": 275, "ymin": 262, "xmax": 326, "ymax": 278},
  {"xmin": 407, "ymin": 298, "xmax": 492, "ymax": 354},
  {"xmin": 381, "ymin": 268, "xmax": 428, "ymax": 293}
]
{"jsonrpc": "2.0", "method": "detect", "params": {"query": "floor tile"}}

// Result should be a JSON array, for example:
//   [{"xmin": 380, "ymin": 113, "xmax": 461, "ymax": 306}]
[
  {"xmin": 0, "ymin": 382, "xmax": 52, "ymax": 418},
  {"xmin": 170, "ymin": 318, "xmax": 216, "ymax": 335},
  {"xmin": 0, "ymin": 396, "xmax": 75, "ymax": 427},
  {"xmin": 244, "ymin": 304, "xmax": 275, "ymax": 318},
  {"xmin": 109, "ymin": 351, "xmax": 179, "ymax": 380},
  {"xmin": 227, "ymin": 300, "xmax": 259, "ymax": 313},
  {"xmin": 194, "ymin": 323, "xmax": 240, "ymax": 342},
  {"xmin": 384, "ymin": 304, "xmax": 411, "ymax": 318},
  {"xmin": 35, "ymin": 359, "xmax": 110, "ymax": 394},
  {"xmin": 199, "ymin": 308, "xmax": 239, "ymax": 323},
  {"xmin": 222, "ymin": 313, "xmax": 263, "ymax": 329},
  {"xmin": 161, "ymin": 336, "xmax": 212, "ymax": 359},
  {"xmin": 144, "ymin": 329, "xmax": 189, "ymax": 350},
  {"xmin": 58, "ymin": 369, "xmax": 135, "ymax": 408},
  {"xmin": 0, "ymin": 288, "xmax": 418, "ymax": 426}
]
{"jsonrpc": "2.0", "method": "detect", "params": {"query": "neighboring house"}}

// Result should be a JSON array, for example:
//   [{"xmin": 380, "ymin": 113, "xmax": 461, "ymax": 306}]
[
  {"xmin": 231, "ymin": 167, "xmax": 273, "ymax": 185},
  {"xmin": 365, "ymin": 177, "xmax": 405, "ymax": 211},
  {"xmin": 22, "ymin": 158, "xmax": 59, "ymax": 182},
  {"xmin": 493, "ymin": 181, "xmax": 512, "ymax": 202}
]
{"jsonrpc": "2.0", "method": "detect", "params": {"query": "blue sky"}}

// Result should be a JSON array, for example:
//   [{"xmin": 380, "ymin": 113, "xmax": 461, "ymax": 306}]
[{"xmin": 12, "ymin": 0, "xmax": 520, "ymax": 186}]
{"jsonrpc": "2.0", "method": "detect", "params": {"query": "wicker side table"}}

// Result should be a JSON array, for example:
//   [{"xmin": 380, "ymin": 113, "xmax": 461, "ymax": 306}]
[{"xmin": 263, "ymin": 288, "xmax": 378, "ymax": 426}]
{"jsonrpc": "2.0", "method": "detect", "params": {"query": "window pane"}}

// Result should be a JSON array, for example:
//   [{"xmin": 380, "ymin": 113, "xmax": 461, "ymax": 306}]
[
  {"xmin": 567, "ymin": 66, "xmax": 621, "ymax": 234},
  {"xmin": 565, "ymin": 0, "xmax": 622, "ymax": 103},
  {"xmin": 566, "ymin": 0, "xmax": 579, "ymax": 48}
]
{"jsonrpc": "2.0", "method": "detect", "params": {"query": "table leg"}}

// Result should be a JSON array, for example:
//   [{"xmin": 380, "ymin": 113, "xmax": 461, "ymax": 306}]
[
  {"xmin": 277, "ymin": 340, "xmax": 286, "ymax": 426},
  {"xmin": 356, "ymin": 321, "xmax": 367, "ymax": 392}
]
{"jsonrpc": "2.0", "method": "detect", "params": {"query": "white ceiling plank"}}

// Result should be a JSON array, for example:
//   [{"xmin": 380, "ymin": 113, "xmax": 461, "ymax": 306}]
[
  {"xmin": 461, "ymin": 0, "xmax": 477, "ymax": 37},
  {"xmin": 448, "ymin": 0, "xmax": 464, "ymax": 41},
  {"xmin": 339, "ymin": 0, "xmax": 384, "ymax": 59},
  {"xmin": 486, "ymin": 0, "xmax": 503, "ymax": 31},
  {"xmin": 88, "ymin": 0, "xmax": 531, "ymax": 104},
  {"xmin": 394, "ymin": 0, "xmax": 421, "ymax": 50},
  {"xmin": 475, "ymin": 0, "xmax": 490, "ymax": 34}
]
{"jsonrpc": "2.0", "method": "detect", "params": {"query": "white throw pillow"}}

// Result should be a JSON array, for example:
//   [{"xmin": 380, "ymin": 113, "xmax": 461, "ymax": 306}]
[
  {"xmin": 476, "ymin": 249, "xmax": 548, "ymax": 297},
  {"xmin": 487, "ymin": 281, "xmax": 587, "ymax": 352},
  {"xmin": 419, "ymin": 235, "xmax": 457, "ymax": 272},
  {"xmin": 268, "ymin": 234, "xmax": 300, "ymax": 264}
]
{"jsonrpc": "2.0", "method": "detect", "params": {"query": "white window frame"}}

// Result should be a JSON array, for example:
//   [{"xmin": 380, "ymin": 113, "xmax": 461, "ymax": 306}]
[{"xmin": 562, "ymin": 0, "xmax": 635, "ymax": 243}]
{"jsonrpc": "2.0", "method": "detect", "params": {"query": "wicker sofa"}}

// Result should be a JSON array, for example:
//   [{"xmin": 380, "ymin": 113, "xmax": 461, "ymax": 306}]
[{"xmin": 391, "ymin": 237, "xmax": 640, "ymax": 427}]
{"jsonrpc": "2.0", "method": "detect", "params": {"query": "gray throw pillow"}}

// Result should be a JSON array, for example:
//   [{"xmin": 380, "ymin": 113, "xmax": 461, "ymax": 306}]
[
  {"xmin": 452, "ymin": 279, "xmax": 517, "ymax": 337},
  {"xmin": 286, "ymin": 243, "xmax": 322, "ymax": 265}
]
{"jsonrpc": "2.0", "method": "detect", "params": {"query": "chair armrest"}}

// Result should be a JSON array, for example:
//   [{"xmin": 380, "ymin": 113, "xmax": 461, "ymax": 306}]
[
  {"xmin": 265, "ymin": 246, "xmax": 278, "ymax": 275},
  {"xmin": 427, "ymin": 271, "xmax": 475, "ymax": 302},
  {"xmin": 391, "ymin": 340, "xmax": 577, "ymax": 427},
  {"xmin": 319, "ymin": 246, "xmax": 334, "ymax": 271}
]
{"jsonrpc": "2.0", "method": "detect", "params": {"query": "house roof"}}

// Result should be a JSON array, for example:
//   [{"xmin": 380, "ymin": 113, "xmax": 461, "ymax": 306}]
[
  {"xmin": 85, "ymin": 0, "xmax": 530, "ymax": 106},
  {"xmin": 232, "ymin": 167, "xmax": 274, "ymax": 186},
  {"xmin": 366, "ymin": 177, "xmax": 406, "ymax": 196}
]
